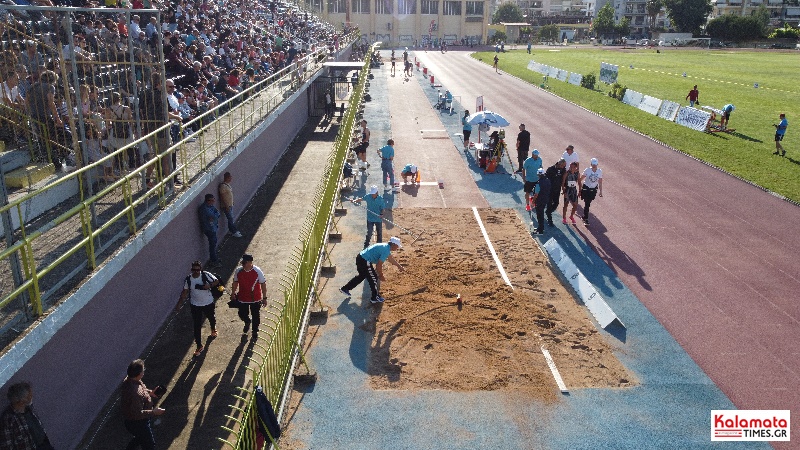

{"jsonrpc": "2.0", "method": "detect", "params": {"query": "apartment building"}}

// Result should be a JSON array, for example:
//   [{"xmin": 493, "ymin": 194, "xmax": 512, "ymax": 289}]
[
  {"xmin": 316, "ymin": 0, "xmax": 490, "ymax": 46},
  {"xmin": 712, "ymin": 0, "xmax": 800, "ymax": 26}
]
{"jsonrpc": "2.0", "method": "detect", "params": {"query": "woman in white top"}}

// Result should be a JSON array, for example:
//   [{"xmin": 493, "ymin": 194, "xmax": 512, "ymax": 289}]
[
  {"xmin": 579, "ymin": 158, "xmax": 603, "ymax": 225},
  {"xmin": 105, "ymin": 92, "xmax": 136, "ymax": 170}
]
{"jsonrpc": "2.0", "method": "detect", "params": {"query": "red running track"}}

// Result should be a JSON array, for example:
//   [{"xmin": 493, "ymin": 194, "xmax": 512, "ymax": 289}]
[{"xmin": 414, "ymin": 50, "xmax": 800, "ymax": 418}]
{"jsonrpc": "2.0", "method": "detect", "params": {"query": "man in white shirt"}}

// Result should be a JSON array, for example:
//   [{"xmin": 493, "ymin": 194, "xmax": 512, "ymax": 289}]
[
  {"xmin": 562, "ymin": 144, "xmax": 579, "ymax": 169},
  {"xmin": 579, "ymin": 158, "xmax": 603, "ymax": 225},
  {"xmin": 176, "ymin": 261, "xmax": 220, "ymax": 356},
  {"xmin": 129, "ymin": 15, "xmax": 143, "ymax": 38}
]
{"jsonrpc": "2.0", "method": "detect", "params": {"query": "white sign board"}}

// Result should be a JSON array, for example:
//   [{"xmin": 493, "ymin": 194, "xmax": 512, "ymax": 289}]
[
  {"xmin": 548, "ymin": 66, "xmax": 559, "ymax": 78},
  {"xmin": 599, "ymin": 62, "xmax": 619, "ymax": 84},
  {"xmin": 527, "ymin": 60, "xmax": 537, "ymax": 72},
  {"xmin": 658, "ymin": 100, "xmax": 681, "ymax": 121},
  {"xmin": 555, "ymin": 69, "xmax": 569, "ymax": 82},
  {"xmin": 675, "ymin": 106, "xmax": 711, "ymax": 131},
  {"xmin": 567, "ymin": 72, "xmax": 583, "ymax": 86},
  {"xmin": 542, "ymin": 239, "xmax": 625, "ymax": 329},
  {"xmin": 622, "ymin": 89, "xmax": 644, "ymax": 107},
  {"xmin": 638, "ymin": 95, "xmax": 663, "ymax": 115}
]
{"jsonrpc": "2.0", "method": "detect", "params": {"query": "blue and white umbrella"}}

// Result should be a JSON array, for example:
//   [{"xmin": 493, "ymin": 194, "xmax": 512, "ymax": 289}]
[{"xmin": 465, "ymin": 110, "xmax": 510, "ymax": 128}]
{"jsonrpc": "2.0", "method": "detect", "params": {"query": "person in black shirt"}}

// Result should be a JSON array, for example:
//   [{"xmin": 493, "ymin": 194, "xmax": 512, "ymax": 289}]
[
  {"xmin": 545, "ymin": 159, "xmax": 567, "ymax": 226},
  {"xmin": 515, "ymin": 123, "xmax": 531, "ymax": 173}
]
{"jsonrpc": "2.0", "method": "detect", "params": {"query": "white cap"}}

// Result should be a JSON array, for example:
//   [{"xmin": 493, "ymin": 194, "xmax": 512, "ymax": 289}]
[
  {"xmin": 590, "ymin": 158, "xmax": 598, "ymax": 165},
  {"xmin": 369, "ymin": 185, "xmax": 379, "ymax": 195},
  {"xmin": 410, "ymin": 165, "xmax": 418, "ymax": 173},
  {"xmin": 389, "ymin": 236, "xmax": 403, "ymax": 248}
]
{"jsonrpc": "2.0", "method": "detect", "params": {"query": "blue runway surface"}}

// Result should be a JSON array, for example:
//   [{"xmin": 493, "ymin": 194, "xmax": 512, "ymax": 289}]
[{"xmin": 285, "ymin": 57, "xmax": 765, "ymax": 449}]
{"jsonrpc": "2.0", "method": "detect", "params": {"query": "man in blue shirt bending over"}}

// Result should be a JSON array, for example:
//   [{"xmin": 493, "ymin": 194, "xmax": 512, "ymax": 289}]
[
  {"xmin": 351, "ymin": 185, "xmax": 384, "ymax": 248},
  {"xmin": 340, "ymin": 237, "xmax": 405, "ymax": 304}
]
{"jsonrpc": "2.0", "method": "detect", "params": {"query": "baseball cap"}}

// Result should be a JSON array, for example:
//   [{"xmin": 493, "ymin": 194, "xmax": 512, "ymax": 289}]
[
  {"xmin": 590, "ymin": 158, "xmax": 598, "ymax": 165},
  {"xmin": 389, "ymin": 236, "xmax": 402, "ymax": 248},
  {"xmin": 537, "ymin": 167, "xmax": 545, "ymax": 174},
  {"xmin": 369, "ymin": 185, "xmax": 378, "ymax": 195},
  {"xmin": 175, "ymin": 92, "xmax": 183, "ymax": 99},
  {"xmin": 410, "ymin": 165, "xmax": 417, "ymax": 173},
  {"xmin": 532, "ymin": 149, "xmax": 539, "ymax": 156},
  {"xmin": 242, "ymin": 254, "xmax": 254, "ymax": 262}
]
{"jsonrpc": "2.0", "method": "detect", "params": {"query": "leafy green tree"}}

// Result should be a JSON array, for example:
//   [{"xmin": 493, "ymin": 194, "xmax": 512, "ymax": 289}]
[
  {"xmin": 663, "ymin": 0, "xmax": 712, "ymax": 34},
  {"xmin": 646, "ymin": 0, "xmax": 663, "ymax": 35},
  {"xmin": 769, "ymin": 24, "xmax": 800, "ymax": 39},
  {"xmin": 539, "ymin": 24, "xmax": 560, "ymax": 43},
  {"xmin": 592, "ymin": 3, "xmax": 616, "ymax": 38},
  {"xmin": 616, "ymin": 16, "xmax": 631, "ymax": 37},
  {"xmin": 706, "ymin": 15, "xmax": 764, "ymax": 41},
  {"xmin": 491, "ymin": 31, "xmax": 508, "ymax": 44},
  {"xmin": 492, "ymin": 2, "xmax": 525, "ymax": 24}
]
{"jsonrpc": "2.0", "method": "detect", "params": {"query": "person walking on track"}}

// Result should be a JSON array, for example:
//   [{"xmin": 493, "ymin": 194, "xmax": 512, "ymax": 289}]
[
  {"xmin": 531, "ymin": 168, "xmax": 551, "ymax": 235},
  {"xmin": 230, "ymin": 254, "xmax": 267, "ymax": 339},
  {"xmin": 493, "ymin": 54, "xmax": 499, "ymax": 73},
  {"xmin": 545, "ymin": 158, "xmax": 567, "ymax": 226},
  {"xmin": 175, "ymin": 261, "xmax": 219, "ymax": 356},
  {"xmin": 562, "ymin": 161, "xmax": 581, "ymax": 224},
  {"xmin": 340, "ymin": 237, "xmax": 405, "ymax": 304},
  {"xmin": 579, "ymin": 158, "xmax": 603, "ymax": 225}
]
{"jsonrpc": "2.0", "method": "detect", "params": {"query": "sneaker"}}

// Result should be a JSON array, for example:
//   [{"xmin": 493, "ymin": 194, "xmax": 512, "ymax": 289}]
[
  {"xmin": 339, "ymin": 288, "xmax": 351, "ymax": 297},
  {"xmin": 232, "ymin": 231, "xmax": 243, "ymax": 238},
  {"xmin": 570, "ymin": 216, "xmax": 577, "ymax": 224},
  {"xmin": 562, "ymin": 218, "xmax": 567, "ymax": 224},
  {"xmin": 370, "ymin": 296, "xmax": 385, "ymax": 304},
  {"xmin": 773, "ymin": 151, "xmax": 780, "ymax": 155},
  {"xmin": 525, "ymin": 203, "xmax": 531, "ymax": 212}
]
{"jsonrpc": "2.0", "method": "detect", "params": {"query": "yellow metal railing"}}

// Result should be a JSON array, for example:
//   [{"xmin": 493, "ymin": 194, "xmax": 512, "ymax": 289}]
[
  {"xmin": 216, "ymin": 44, "xmax": 373, "ymax": 450},
  {"xmin": 0, "ymin": 32, "xmax": 359, "ymax": 334}
]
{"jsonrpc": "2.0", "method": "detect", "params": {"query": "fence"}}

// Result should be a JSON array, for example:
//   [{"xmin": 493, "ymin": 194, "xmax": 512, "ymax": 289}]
[
  {"xmin": 217, "ymin": 44, "xmax": 373, "ymax": 450},
  {"xmin": 0, "ymin": 4, "xmax": 358, "ymax": 352}
]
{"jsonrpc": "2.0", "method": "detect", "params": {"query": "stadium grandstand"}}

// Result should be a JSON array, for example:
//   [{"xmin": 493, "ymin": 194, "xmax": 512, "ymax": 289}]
[{"xmin": 0, "ymin": 0, "xmax": 366, "ymax": 446}]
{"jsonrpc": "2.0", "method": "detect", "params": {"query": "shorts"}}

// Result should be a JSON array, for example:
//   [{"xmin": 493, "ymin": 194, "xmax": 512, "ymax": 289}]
[
  {"xmin": 523, "ymin": 181, "xmax": 538, "ymax": 194},
  {"xmin": 775, "ymin": 133, "xmax": 784, "ymax": 142},
  {"xmin": 565, "ymin": 188, "xmax": 578, "ymax": 204},
  {"xmin": 723, "ymin": 111, "xmax": 731, "ymax": 120},
  {"xmin": 463, "ymin": 130, "xmax": 471, "ymax": 141},
  {"xmin": 355, "ymin": 142, "xmax": 369, "ymax": 154},
  {"xmin": 581, "ymin": 186, "xmax": 598, "ymax": 203}
]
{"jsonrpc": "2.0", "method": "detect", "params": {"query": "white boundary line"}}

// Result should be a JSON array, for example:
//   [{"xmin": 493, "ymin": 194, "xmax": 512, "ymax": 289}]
[
  {"xmin": 541, "ymin": 345, "xmax": 569, "ymax": 394},
  {"xmin": 471, "ymin": 207, "xmax": 513, "ymax": 289}
]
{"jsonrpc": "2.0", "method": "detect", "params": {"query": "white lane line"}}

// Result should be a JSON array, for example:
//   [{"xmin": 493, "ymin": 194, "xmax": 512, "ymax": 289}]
[
  {"xmin": 471, "ymin": 207, "xmax": 513, "ymax": 289},
  {"xmin": 541, "ymin": 345, "xmax": 569, "ymax": 394}
]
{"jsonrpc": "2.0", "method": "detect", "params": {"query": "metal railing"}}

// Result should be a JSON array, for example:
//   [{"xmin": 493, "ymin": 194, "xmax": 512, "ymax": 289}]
[
  {"xmin": 217, "ymin": 45, "xmax": 372, "ymax": 450},
  {"xmin": 0, "ymin": 14, "xmax": 359, "ymax": 349}
]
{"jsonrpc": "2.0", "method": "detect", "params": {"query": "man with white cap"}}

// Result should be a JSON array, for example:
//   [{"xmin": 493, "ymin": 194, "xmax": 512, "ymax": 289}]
[
  {"xmin": 531, "ymin": 167, "xmax": 552, "ymax": 235},
  {"xmin": 522, "ymin": 149, "xmax": 543, "ymax": 211},
  {"xmin": 351, "ymin": 185, "xmax": 384, "ymax": 248},
  {"xmin": 579, "ymin": 158, "xmax": 603, "ymax": 225},
  {"xmin": 340, "ymin": 237, "xmax": 406, "ymax": 304},
  {"xmin": 400, "ymin": 163, "xmax": 418, "ymax": 184}
]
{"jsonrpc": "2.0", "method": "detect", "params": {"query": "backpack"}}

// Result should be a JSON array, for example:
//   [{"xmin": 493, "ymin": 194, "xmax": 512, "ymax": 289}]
[{"xmin": 185, "ymin": 271, "xmax": 225, "ymax": 301}]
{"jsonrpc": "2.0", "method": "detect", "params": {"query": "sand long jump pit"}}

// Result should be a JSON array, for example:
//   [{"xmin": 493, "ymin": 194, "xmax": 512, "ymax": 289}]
[{"xmin": 367, "ymin": 208, "xmax": 636, "ymax": 399}]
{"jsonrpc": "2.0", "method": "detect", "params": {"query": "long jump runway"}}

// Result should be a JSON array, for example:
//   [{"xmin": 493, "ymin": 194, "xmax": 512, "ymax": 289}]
[{"xmin": 282, "ymin": 50, "xmax": 794, "ymax": 448}]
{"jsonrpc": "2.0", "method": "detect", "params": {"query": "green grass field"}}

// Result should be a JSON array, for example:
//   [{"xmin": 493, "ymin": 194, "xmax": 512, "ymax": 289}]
[{"xmin": 472, "ymin": 48, "xmax": 800, "ymax": 202}]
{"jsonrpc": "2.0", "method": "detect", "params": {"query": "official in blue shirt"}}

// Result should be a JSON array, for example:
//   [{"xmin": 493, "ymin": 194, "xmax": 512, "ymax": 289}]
[
  {"xmin": 378, "ymin": 139, "xmax": 396, "ymax": 192},
  {"xmin": 352, "ymin": 185, "xmax": 384, "ymax": 248},
  {"xmin": 774, "ymin": 113, "xmax": 788, "ymax": 156},
  {"xmin": 522, "ymin": 149, "xmax": 543, "ymax": 209},
  {"xmin": 198, "ymin": 194, "xmax": 221, "ymax": 266},
  {"xmin": 339, "ymin": 237, "xmax": 405, "ymax": 304}
]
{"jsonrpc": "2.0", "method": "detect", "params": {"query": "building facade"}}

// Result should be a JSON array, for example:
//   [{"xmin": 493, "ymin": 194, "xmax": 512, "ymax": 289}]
[
  {"xmin": 316, "ymin": 0, "xmax": 489, "ymax": 46},
  {"xmin": 711, "ymin": 0, "xmax": 800, "ymax": 27}
]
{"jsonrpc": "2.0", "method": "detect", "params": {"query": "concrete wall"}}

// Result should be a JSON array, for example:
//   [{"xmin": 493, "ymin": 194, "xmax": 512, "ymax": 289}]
[{"xmin": 0, "ymin": 86, "xmax": 310, "ymax": 450}]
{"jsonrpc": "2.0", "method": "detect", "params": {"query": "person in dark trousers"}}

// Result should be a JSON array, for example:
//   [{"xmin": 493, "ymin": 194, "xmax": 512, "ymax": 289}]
[
  {"xmin": 121, "ymin": 359, "xmax": 165, "ymax": 450},
  {"xmin": 531, "ymin": 168, "xmax": 552, "ymax": 234},
  {"xmin": 515, "ymin": 123, "xmax": 531, "ymax": 173},
  {"xmin": 0, "ymin": 382, "xmax": 54, "ymax": 450},
  {"xmin": 340, "ymin": 237, "xmax": 405, "ymax": 304},
  {"xmin": 230, "ymin": 254, "xmax": 267, "ymax": 339},
  {"xmin": 175, "ymin": 261, "xmax": 219, "ymax": 356},
  {"xmin": 198, "ymin": 194, "xmax": 221, "ymax": 267},
  {"xmin": 351, "ymin": 185, "xmax": 384, "ymax": 248},
  {"xmin": 579, "ymin": 158, "xmax": 603, "ymax": 225},
  {"xmin": 218, "ymin": 172, "xmax": 242, "ymax": 238},
  {"xmin": 461, "ymin": 110, "xmax": 472, "ymax": 148},
  {"xmin": 545, "ymin": 158, "xmax": 567, "ymax": 226}
]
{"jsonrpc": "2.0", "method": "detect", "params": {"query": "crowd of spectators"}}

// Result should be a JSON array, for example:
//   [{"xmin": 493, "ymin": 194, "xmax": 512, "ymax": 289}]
[{"xmin": 0, "ymin": 0, "xmax": 342, "ymax": 174}]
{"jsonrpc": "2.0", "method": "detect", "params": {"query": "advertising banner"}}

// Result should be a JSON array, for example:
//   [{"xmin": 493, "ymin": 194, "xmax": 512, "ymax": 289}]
[
  {"xmin": 638, "ymin": 95, "xmax": 663, "ymax": 115},
  {"xmin": 675, "ymin": 107, "xmax": 711, "ymax": 131},
  {"xmin": 567, "ymin": 73, "xmax": 583, "ymax": 86},
  {"xmin": 622, "ymin": 89, "xmax": 644, "ymax": 107},
  {"xmin": 599, "ymin": 62, "xmax": 619, "ymax": 84},
  {"xmin": 658, "ymin": 100, "xmax": 681, "ymax": 121}
]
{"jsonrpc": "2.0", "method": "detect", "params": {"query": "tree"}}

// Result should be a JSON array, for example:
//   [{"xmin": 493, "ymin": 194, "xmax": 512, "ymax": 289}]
[
  {"xmin": 592, "ymin": 3, "xmax": 616, "ymax": 38},
  {"xmin": 706, "ymin": 15, "xmax": 764, "ymax": 41},
  {"xmin": 646, "ymin": 0, "xmax": 663, "ymax": 36},
  {"xmin": 492, "ymin": 2, "xmax": 524, "ymax": 24},
  {"xmin": 616, "ymin": 16, "xmax": 631, "ymax": 38},
  {"xmin": 663, "ymin": 0, "xmax": 712, "ymax": 34},
  {"xmin": 539, "ymin": 24, "xmax": 560, "ymax": 43}
]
